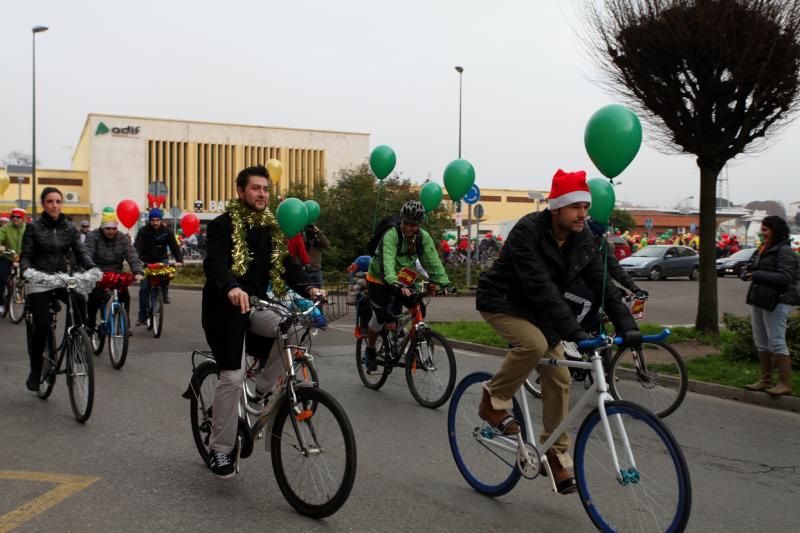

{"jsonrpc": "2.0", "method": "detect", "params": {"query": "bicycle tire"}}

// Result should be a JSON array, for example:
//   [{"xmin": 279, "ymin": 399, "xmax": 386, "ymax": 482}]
[
  {"xmin": 405, "ymin": 329, "xmax": 456, "ymax": 409},
  {"xmin": 9, "ymin": 278, "xmax": 25, "ymax": 324},
  {"xmin": 90, "ymin": 325, "xmax": 105, "ymax": 355},
  {"xmin": 189, "ymin": 360, "xmax": 219, "ymax": 466},
  {"xmin": 37, "ymin": 327, "xmax": 57, "ymax": 400},
  {"xmin": 108, "ymin": 305, "xmax": 129, "ymax": 369},
  {"xmin": 355, "ymin": 335, "xmax": 390, "ymax": 390},
  {"xmin": 609, "ymin": 342, "xmax": 688, "ymax": 418},
  {"xmin": 270, "ymin": 386, "xmax": 357, "ymax": 518},
  {"xmin": 447, "ymin": 371, "xmax": 525, "ymax": 497},
  {"xmin": 66, "ymin": 327, "xmax": 95, "ymax": 423},
  {"xmin": 574, "ymin": 400, "xmax": 692, "ymax": 533},
  {"xmin": 0, "ymin": 282, "xmax": 8, "ymax": 317},
  {"xmin": 523, "ymin": 372, "xmax": 542, "ymax": 399},
  {"xmin": 152, "ymin": 291, "xmax": 164, "ymax": 338}
]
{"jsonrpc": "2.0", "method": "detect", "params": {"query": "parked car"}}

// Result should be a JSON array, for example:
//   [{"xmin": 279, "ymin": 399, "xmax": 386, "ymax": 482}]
[
  {"xmin": 608, "ymin": 235, "xmax": 632, "ymax": 261},
  {"xmin": 619, "ymin": 245, "xmax": 699, "ymax": 281},
  {"xmin": 716, "ymin": 247, "xmax": 757, "ymax": 277}
]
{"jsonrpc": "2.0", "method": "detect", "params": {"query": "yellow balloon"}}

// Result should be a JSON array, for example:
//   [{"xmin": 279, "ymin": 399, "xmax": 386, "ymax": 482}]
[
  {"xmin": 266, "ymin": 159, "xmax": 283, "ymax": 182},
  {"xmin": 0, "ymin": 175, "xmax": 9, "ymax": 195}
]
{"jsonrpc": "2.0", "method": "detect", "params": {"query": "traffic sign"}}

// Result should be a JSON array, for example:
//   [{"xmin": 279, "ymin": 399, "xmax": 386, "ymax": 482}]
[
  {"xmin": 15, "ymin": 199, "xmax": 31, "ymax": 209},
  {"xmin": 148, "ymin": 181, "xmax": 168, "ymax": 197},
  {"xmin": 463, "ymin": 184, "xmax": 480, "ymax": 205},
  {"xmin": 690, "ymin": 223, "xmax": 697, "ymax": 233},
  {"xmin": 644, "ymin": 218, "xmax": 654, "ymax": 230},
  {"xmin": 474, "ymin": 203, "xmax": 484, "ymax": 219},
  {"xmin": 455, "ymin": 212, "xmax": 463, "ymax": 227},
  {"xmin": 169, "ymin": 206, "xmax": 183, "ymax": 219}
]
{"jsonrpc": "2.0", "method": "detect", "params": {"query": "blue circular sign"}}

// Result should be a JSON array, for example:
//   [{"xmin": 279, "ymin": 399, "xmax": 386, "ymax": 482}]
[{"xmin": 463, "ymin": 184, "xmax": 481, "ymax": 205}]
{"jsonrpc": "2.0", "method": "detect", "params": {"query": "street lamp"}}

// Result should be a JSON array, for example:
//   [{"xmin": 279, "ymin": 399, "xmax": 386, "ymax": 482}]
[
  {"xmin": 32, "ymin": 25, "xmax": 49, "ymax": 218},
  {"xmin": 677, "ymin": 195, "xmax": 694, "ymax": 212}
]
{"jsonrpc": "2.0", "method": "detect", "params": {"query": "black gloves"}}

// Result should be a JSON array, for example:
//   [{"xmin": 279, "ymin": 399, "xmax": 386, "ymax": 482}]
[
  {"xmin": 621, "ymin": 329, "xmax": 642, "ymax": 349},
  {"xmin": 633, "ymin": 289, "xmax": 649, "ymax": 299}
]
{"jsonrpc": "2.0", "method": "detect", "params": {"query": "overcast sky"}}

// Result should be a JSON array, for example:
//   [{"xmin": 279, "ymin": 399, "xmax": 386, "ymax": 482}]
[{"xmin": 2, "ymin": 0, "xmax": 799, "ymax": 209}]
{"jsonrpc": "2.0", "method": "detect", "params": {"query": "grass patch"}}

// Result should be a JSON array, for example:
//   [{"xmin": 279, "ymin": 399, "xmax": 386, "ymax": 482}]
[
  {"xmin": 683, "ymin": 354, "xmax": 799, "ymax": 393},
  {"xmin": 431, "ymin": 321, "xmax": 507, "ymax": 349}
]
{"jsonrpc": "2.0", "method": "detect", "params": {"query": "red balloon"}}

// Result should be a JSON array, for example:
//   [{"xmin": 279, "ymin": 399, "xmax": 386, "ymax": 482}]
[
  {"xmin": 116, "ymin": 199, "xmax": 140, "ymax": 229},
  {"xmin": 181, "ymin": 213, "xmax": 200, "ymax": 237}
]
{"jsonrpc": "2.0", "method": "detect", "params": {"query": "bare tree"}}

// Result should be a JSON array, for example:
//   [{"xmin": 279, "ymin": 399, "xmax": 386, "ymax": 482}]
[
  {"xmin": 1, "ymin": 150, "xmax": 36, "ymax": 167},
  {"xmin": 584, "ymin": 0, "xmax": 800, "ymax": 332},
  {"xmin": 745, "ymin": 200, "xmax": 787, "ymax": 219}
]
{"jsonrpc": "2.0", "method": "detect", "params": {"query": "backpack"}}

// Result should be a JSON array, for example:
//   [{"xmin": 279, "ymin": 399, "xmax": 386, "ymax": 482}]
[{"xmin": 366, "ymin": 215, "xmax": 403, "ymax": 256}]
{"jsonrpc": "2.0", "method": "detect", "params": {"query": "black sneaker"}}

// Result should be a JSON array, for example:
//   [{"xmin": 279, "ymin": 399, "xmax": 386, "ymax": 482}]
[
  {"xmin": 364, "ymin": 347, "xmax": 378, "ymax": 372},
  {"xmin": 209, "ymin": 450, "xmax": 235, "ymax": 479},
  {"xmin": 25, "ymin": 372, "xmax": 39, "ymax": 392},
  {"xmin": 135, "ymin": 319, "xmax": 146, "ymax": 327},
  {"xmin": 163, "ymin": 297, "xmax": 171, "ymax": 304}
]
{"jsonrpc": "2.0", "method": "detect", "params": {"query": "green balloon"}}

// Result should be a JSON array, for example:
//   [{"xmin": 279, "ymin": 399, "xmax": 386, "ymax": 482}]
[
  {"xmin": 370, "ymin": 145, "xmax": 396, "ymax": 180},
  {"xmin": 276, "ymin": 197, "xmax": 308, "ymax": 237},
  {"xmin": 443, "ymin": 159, "xmax": 476, "ymax": 202},
  {"xmin": 584, "ymin": 104, "xmax": 642, "ymax": 179},
  {"xmin": 102, "ymin": 206, "xmax": 115, "ymax": 213},
  {"xmin": 587, "ymin": 178, "xmax": 616, "ymax": 225},
  {"xmin": 419, "ymin": 182, "xmax": 443, "ymax": 212},
  {"xmin": 304, "ymin": 200, "xmax": 320, "ymax": 224}
]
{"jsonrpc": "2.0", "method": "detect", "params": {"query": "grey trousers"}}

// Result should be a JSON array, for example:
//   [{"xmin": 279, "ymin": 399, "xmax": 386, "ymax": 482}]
[{"xmin": 209, "ymin": 307, "xmax": 284, "ymax": 454}]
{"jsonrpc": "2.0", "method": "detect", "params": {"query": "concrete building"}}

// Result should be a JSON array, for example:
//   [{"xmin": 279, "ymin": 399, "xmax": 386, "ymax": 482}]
[{"xmin": 0, "ymin": 113, "xmax": 370, "ymax": 225}]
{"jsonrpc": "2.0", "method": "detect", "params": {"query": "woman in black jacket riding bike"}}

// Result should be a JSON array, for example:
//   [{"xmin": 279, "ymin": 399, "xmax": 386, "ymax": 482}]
[{"xmin": 20, "ymin": 187, "xmax": 96, "ymax": 391}]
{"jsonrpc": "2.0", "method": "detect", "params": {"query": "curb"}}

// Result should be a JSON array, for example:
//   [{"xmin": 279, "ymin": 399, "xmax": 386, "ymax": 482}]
[{"xmin": 447, "ymin": 339, "xmax": 800, "ymax": 414}]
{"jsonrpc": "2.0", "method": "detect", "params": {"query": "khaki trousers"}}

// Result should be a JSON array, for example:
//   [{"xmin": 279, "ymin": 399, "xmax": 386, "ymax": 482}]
[{"xmin": 481, "ymin": 311, "xmax": 573, "ymax": 467}]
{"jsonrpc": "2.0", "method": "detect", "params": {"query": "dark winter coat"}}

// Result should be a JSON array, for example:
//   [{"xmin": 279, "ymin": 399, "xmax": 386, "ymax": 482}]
[
  {"xmin": 746, "ymin": 241, "xmax": 799, "ymax": 310},
  {"xmin": 134, "ymin": 223, "xmax": 183, "ymax": 264},
  {"xmin": 84, "ymin": 228, "xmax": 144, "ymax": 274},
  {"xmin": 201, "ymin": 212, "xmax": 312, "ymax": 367},
  {"xmin": 20, "ymin": 214, "xmax": 95, "ymax": 274},
  {"xmin": 477, "ymin": 209, "xmax": 637, "ymax": 347}
]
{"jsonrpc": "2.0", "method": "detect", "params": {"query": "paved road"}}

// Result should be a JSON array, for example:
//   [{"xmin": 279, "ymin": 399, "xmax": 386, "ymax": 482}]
[
  {"xmin": 1, "ymin": 289, "xmax": 798, "ymax": 532},
  {"xmin": 427, "ymin": 277, "xmax": 750, "ymax": 326}
]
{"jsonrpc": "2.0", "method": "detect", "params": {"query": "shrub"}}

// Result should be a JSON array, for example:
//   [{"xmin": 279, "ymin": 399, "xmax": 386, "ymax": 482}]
[{"xmin": 722, "ymin": 311, "xmax": 800, "ymax": 368}]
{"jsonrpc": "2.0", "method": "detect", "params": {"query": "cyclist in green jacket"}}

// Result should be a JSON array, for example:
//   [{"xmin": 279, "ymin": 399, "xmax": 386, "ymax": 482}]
[
  {"xmin": 0, "ymin": 208, "xmax": 26, "ymax": 315},
  {"xmin": 364, "ymin": 200, "xmax": 451, "ymax": 370}
]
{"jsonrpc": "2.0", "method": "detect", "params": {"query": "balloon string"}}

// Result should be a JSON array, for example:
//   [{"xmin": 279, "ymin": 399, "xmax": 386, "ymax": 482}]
[
  {"xmin": 371, "ymin": 181, "xmax": 384, "ymax": 233},
  {"xmin": 599, "ymin": 237, "xmax": 608, "ymax": 331}
]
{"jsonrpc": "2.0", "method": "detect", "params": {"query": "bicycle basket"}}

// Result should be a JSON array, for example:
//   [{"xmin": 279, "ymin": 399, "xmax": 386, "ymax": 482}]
[{"xmin": 319, "ymin": 282, "xmax": 348, "ymax": 323}]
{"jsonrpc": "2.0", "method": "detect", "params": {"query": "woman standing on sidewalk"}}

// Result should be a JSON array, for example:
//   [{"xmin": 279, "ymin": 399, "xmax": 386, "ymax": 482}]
[{"xmin": 743, "ymin": 215, "xmax": 798, "ymax": 396}]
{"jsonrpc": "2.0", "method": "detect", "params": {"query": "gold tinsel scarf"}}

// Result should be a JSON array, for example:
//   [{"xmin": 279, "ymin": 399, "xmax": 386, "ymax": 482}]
[{"xmin": 225, "ymin": 198, "xmax": 289, "ymax": 296}]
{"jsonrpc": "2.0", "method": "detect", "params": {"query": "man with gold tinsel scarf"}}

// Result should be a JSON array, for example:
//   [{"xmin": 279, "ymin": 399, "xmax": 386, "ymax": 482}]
[{"xmin": 200, "ymin": 164, "xmax": 323, "ymax": 479}]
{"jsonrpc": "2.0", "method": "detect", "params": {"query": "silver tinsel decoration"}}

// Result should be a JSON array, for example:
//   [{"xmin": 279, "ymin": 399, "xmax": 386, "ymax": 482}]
[{"xmin": 23, "ymin": 268, "xmax": 102, "ymax": 294}]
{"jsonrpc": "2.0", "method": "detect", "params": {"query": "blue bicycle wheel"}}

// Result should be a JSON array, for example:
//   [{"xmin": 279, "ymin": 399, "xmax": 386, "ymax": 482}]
[
  {"xmin": 447, "ymin": 371, "xmax": 525, "ymax": 497},
  {"xmin": 574, "ymin": 400, "xmax": 692, "ymax": 532}
]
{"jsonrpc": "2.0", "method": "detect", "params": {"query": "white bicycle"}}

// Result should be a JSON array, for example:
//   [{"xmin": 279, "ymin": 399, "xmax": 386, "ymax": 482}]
[{"xmin": 448, "ymin": 330, "xmax": 692, "ymax": 532}]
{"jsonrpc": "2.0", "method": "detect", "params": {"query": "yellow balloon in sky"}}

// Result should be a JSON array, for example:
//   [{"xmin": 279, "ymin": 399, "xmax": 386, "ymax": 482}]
[
  {"xmin": 266, "ymin": 159, "xmax": 283, "ymax": 183},
  {"xmin": 0, "ymin": 174, "xmax": 9, "ymax": 195}
]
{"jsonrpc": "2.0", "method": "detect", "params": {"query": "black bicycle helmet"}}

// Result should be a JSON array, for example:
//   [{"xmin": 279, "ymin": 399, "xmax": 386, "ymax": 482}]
[{"xmin": 400, "ymin": 200, "xmax": 425, "ymax": 224}]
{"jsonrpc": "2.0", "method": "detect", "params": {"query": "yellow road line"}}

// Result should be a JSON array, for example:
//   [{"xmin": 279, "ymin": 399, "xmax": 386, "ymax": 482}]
[{"xmin": 0, "ymin": 471, "xmax": 100, "ymax": 533}]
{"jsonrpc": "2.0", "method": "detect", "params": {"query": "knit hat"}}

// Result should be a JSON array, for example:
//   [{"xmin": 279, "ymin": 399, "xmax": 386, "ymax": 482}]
[
  {"xmin": 547, "ymin": 169, "xmax": 592, "ymax": 210},
  {"xmin": 148, "ymin": 208, "xmax": 163, "ymax": 220},
  {"xmin": 101, "ymin": 211, "xmax": 118, "ymax": 229},
  {"xmin": 11, "ymin": 208, "xmax": 26, "ymax": 218}
]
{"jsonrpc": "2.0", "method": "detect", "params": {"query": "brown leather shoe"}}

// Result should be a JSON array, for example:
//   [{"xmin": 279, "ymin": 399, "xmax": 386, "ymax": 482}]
[
  {"xmin": 478, "ymin": 388, "xmax": 519, "ymax": 435},
  {"xmin": 542, "ymin": 451, "xmax": 577, "ymax": 494}
]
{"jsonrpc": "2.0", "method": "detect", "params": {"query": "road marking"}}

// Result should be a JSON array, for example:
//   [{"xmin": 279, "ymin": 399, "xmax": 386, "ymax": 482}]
[{"xmin": 0, "ymin": 471, "xmax": 100, "ymax": 533}]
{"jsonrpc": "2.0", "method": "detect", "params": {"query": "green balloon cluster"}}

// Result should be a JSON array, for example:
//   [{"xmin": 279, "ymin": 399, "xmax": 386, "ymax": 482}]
[
  {"xmin": 587, "ymin": 178, "xmax": 616, "ymax": 225},
  {"xmin": 304, "ymin": 200, "xmax": 320, "ymax": 224},
  {"xmin": 443, "ymin": 159, "xmax": 476, "ymax": 202},
  {"xmin": 419, "ymin": 182, "xmax": 443, "ymax": 212},
  {"xmin": 276, "ymin": 198, "xmax": 308, "ymax": 237},
  {"xmin": 584, "ymin": 105, "xmax": 642, "ymax": 179},
  {"xmin": 370, "ymin": 145, "xmax": 396, "ymax": 180}
]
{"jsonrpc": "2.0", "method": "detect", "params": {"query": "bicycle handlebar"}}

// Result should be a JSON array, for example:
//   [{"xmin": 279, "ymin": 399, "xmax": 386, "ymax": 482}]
[{"xmin": 577, "ymin": 328, "xmax": 671, "ymax": 350}]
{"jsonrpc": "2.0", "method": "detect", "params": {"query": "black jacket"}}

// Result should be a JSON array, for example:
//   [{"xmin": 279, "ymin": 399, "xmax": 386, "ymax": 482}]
[
  {"xmin": 593, "ymin": 234, "xmax": 640, "ymax": 293},
  {"xmin": 746, "ymin": 241, "xmax": 799, "ymax": 310},
  {"xmin": 134, "ymin": 223, "xmax": 183, "ymax": 264},
  {"xmin": 201, "ymin": 212, "xmax": 312, "ymax": 363},
  {"xmin": 85, "ymin": 228, "xmax": 143, "ymax": 275},
  {"xmin": 477, "ymin": 210, "xmax": 637, "ymax": 347},
  {"xmin": 20, "ymin": 214, "xmax": 96, "ymax": 274}
]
